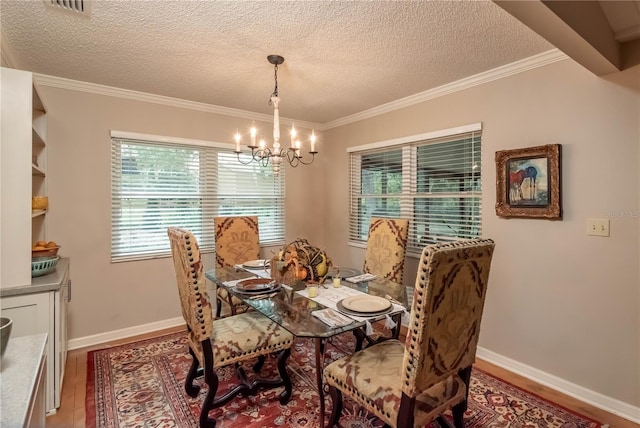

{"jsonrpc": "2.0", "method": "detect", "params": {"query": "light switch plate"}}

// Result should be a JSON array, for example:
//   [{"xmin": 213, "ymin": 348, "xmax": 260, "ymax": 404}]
[{"xmin": 587, "ymin": 218, "xmax": 610, "ymax": 237}]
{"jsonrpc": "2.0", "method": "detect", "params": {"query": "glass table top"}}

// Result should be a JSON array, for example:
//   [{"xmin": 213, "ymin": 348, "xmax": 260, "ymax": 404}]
[{"xmin": 205, "ymin": 265, "xmax": 408, "ymax": 339}]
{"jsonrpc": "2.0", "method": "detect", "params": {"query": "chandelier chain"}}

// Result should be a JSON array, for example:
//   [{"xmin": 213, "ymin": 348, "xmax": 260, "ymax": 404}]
[{"xmin": 269, "ymin": 63, "xmax": 279, "ymax": 104}]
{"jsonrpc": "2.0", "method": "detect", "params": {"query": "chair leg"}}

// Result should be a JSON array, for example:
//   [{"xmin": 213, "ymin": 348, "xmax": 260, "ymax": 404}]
[
  {"xmin": 200, "ymin": 343, "xmax": 220, "ymax": 428},
  {"xmin": 200, "ymin": 381, "xmax": 218, "ymax": 428},
  {"xmin": 451, "ymin": 403, "xmax": 465, "ymax": 428},
  {"xmin": 327, "ymin": 385, "xmax": 343, "ymax": 427},
  {"xmin": 452, "ymin": 365, "xmax": 473, "ymax": 428},
  {"xmin": 253, "ymin": 355, "xmax": 266, "ymax": 373},
  {"xmin": 277, "ymin": 348, "xmax": 293, "ymax": 404},
  {"xmin": 353, "ymin": 328, "xmax": 365, "ymax": 351},
  {"xmin": 234, "ymin": 363, "xmax": 253, "ymax": 397},
  {"xmin": 185, "ymin": 347, "xmax": 201, "ymax": 397},
  {"xmin": 397, "ymin": 394, "xmax": 415, "ymax": 428},
  {"xmin": 458, "ymin": 365, "xmax": 472, "ymax": 411},
  {"xmin": 215, "ymin": 297, "xmax": 222, "ymax": 319},
  {"xmin": 437, "ymin": 416, "xmax": 453, "ymax": 428}
]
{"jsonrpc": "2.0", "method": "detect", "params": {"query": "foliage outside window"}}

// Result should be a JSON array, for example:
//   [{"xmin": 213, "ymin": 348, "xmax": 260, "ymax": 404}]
[
  {"xmin": 349, "ymin": 126, "xmax": 482, "ymax": 255},
  {"xmin": 111, "ymin": 135, "xmax": 285, "ymax": 262}
]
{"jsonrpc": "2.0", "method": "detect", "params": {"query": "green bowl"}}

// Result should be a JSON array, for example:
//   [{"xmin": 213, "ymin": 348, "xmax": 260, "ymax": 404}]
[
  {"xmin": 0, "ymin": 317, "xmax": 12, "ymax": 359},
  {"xmin": 31, "ymin": 256, "xmax": 59, "ymax": 277}
]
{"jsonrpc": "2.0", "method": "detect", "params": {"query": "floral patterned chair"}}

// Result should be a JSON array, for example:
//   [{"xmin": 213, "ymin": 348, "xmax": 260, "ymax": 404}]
[
  {"xmin": 324, "ymin": 239, "xmax": 495, "ymax": 428},
  {"xmin": 354, "ymin": 217, "xmax": 409, "ymax": 348},
  {"xmin": 362, "ymin": 217, "xmax": 409, "ymax": 283},
  {"xmin": 167, "ymin": 227, "xmax": 293, "ymax": 428},
  {"xmin": 214, "ymin": 216, "xmax": 260, "ymax": 317}
]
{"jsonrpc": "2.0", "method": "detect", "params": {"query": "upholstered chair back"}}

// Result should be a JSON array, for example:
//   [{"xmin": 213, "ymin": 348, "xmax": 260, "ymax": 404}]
[
  {"xmin": 401, "ymin": 239, "xmax": 495, "ymax": 398},
  {"xmin": 363, "ymin": 217, "xmax": 409, "ymax": 283},
  {"xmin": 214, "ymin": 216, "xmax": 260, "ymax": 268},
  {"xmin": 167, "ymin": 227, "xmax": 213, "ymax": 358}
]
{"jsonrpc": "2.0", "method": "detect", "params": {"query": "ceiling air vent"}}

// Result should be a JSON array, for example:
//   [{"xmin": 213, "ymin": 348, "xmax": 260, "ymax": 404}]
[{"xmin": 44, "ymin": 0, "xmax": 90, "ymax": 14}]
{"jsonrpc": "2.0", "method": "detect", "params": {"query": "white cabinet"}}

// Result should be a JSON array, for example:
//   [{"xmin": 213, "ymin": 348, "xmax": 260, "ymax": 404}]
[
  {"xmin": 0, "ymin": 259, "xmax": 70, "ymax": 414},
  {"xmin": 0, "ymin": 292, "xmax": 50, "ymax": 338}
]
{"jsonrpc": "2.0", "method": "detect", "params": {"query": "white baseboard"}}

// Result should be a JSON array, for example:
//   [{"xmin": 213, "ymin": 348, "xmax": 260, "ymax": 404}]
[
  {"xmin": 477, "ymin": 347, "xmax": 640, "ymax": 424},
  {"xmin": 67, "ymin": 317, "xmax": 185, "ymax": 350}
]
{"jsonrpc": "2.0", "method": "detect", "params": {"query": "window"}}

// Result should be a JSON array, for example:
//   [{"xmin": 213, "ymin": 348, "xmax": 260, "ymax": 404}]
[
  {"xmin": 111, "ymin": 133, "xmax": 285, "ymax": 262},
  {"xmin": 349, "ymin": 124, "xmax": 482, "ymax": 255}
]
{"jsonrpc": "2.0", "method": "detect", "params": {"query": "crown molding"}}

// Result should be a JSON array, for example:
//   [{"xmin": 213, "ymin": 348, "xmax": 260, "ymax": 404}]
[
  {"xmin": 322, "ymin": 49, "xmax": 569, "ymax": 130},
  {"xmin": 32, "ymin": 49, "xmax": 567, "ymax": 132},
  {"xmin": 347, "ymin": 122, "xmax": 482, "ymax": 153},
  {"xmin": 32, "ymin": 73, "xmax": 322, "ymax": 130}
]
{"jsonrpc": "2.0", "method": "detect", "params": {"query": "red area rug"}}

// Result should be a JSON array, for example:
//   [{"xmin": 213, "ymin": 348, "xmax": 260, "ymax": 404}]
[{"xmin": 86, "ymin": 331, "xmax": 602, "ymax": 428}]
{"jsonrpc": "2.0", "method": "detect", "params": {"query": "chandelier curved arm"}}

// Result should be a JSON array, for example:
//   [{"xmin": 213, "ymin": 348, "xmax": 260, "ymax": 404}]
[
  {"xmin": 235, "ymin": 151, "xmax": 255, "ymax": 165},
  {"xmin": 281, "ymin": 148, "xmax": 317, "ymax": 166},
  {"xmin": 295, "ymin": 152, "xmax": 317, "ymax": 166},
  {"xmin": 237, "ymin": 147, "xmax": 278, "ymax": 167}
]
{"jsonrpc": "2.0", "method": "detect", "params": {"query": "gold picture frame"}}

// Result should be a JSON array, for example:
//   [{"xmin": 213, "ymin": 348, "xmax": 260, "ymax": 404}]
[{"xmin": 495, "ymin": 144, "xmax": 562, "ymax": 219}]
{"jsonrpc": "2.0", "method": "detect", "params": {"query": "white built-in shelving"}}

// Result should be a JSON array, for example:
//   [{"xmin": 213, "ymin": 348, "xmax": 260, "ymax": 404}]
[{"xmin": 0, "ymin": 67, "xmax": 69, "ymax": 414}]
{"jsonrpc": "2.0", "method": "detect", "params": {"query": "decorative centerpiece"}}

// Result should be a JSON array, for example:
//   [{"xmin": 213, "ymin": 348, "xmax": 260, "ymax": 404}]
[{"xmin": 271, "ymin": 239, "xmax": 332, "ymax": 286}]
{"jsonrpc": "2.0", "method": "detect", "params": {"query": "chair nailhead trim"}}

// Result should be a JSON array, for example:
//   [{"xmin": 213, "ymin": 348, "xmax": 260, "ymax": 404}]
[
  {"xmin": 217, "ymin": 338, "xmax": 292, "ymax": 364},
  {"xmin": 325, "ymin": 374, "xmax": 393, "ymax": 420}
]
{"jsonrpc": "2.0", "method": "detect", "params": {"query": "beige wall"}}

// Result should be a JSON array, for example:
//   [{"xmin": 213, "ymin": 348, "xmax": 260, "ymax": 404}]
[
  {"xmin": 39, "ymin": 57, "xmax": 638, "ymax": 408},
  {"xmin": 39, "ymin": 88, "xmax": 325, "ymax": 339},
  {"xmin": 323, "ymin": 59, "xmax": 640, "ymax": 407}
]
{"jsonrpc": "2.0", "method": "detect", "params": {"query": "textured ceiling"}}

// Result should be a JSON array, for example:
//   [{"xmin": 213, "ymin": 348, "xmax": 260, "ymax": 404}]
[{"xmin": 0, "ymin": 1, "xmax": 555, "ymax": 125}]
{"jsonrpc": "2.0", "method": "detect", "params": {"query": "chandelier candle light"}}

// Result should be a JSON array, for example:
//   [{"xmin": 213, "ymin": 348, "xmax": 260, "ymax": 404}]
[{"xmin": 234, "ymin": 55, "xmax": 318, "ymax": 174}]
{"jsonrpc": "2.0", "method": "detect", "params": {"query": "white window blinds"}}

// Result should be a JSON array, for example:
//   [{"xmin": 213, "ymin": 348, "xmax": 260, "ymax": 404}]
[
  {"xmin": 349, "ymin": 126, "xmax": 482, "ymax": 255},
  {"xmin": 111, "ymin": 136, "xmax": 285, "ymax": 262}
]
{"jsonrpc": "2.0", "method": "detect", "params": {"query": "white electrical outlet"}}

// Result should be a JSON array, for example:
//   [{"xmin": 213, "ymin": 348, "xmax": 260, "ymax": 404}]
[{"xmin": 587, "ymin": 218, "xmax": 610, "ymax": 237}]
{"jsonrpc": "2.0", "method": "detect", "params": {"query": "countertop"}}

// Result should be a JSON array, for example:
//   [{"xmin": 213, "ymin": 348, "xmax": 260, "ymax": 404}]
[
  {"xmin": 0, "ymin": 333, "xmax": 48, "ymax": 427},
  {"xmin": 1, "ymin": 258, "xmax": 69, "ymax": 297}
]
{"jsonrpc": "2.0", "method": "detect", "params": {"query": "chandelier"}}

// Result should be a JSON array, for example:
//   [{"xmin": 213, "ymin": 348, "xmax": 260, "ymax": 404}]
[{"xmin": 234, "ymin": 55, "xmax": 318, "ymax": 174}]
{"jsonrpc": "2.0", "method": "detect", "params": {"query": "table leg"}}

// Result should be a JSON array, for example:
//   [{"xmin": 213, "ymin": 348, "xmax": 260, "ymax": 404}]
[
  {"xmin": 315, "ymin": 337, "xmax": 326, "ymax": 428},
  {"xmin": 228, "ymin": 293, "xmax": 236, "ymax": 315},
  {"xmin": 391, "ymin": 313, "xmax": 402, "ymax": 339}
]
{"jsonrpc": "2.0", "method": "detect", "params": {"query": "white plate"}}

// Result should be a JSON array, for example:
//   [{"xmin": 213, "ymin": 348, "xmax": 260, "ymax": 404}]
[
  {"xmin": 340, "ymin": 295, "xmax": 391, "ymax": 313},
  {"xmin": 242, "ymin": 259, "xmax": 269, "ymax": 269}
]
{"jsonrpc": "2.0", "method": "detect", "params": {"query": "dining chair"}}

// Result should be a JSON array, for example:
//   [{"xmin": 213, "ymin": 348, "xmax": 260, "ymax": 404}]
[
  {"xmin": 324, "ymin": 238, "xmax": 495, "ymax": 428},
  {"xmin": 362, "ymin": 217, "xmax": 409, "ymax": 284},
  {"xmin": 354, "ymin": 217, "xmax": 409, "ymax": 348},
  {"xmin": 214, "ymin": 216, "xmax": 260, "ymax": 317},
  {"xmin": 167, "ymin": 227, "xmax": 293, "ymax": 428}
]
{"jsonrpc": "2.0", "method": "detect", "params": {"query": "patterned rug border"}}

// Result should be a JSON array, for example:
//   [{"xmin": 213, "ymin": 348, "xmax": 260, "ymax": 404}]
[
  {"xmin": 85, "ymin": 331, "xmax": 604, "ymax": 428},
  {"xmin": 85, "ymin": 332, "xmax": 187, "ymax": 428},
  {"xmin": 86, "ymin": 345, "xmax": 97, "ymax": 428},
  {"xmin": 470, "ymin": 366, "xmax": 602, "ymax": 427}
]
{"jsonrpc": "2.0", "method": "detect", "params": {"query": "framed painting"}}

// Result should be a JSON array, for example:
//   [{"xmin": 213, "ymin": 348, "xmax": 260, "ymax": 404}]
[{"xmin": 495, "ymin": 144, "xmax": 562, "ymax": 219}]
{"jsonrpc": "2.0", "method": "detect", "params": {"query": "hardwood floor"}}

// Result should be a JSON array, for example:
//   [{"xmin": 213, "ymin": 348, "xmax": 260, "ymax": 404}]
[{"xmin": 46, "ymin": 326, "xmax": 639, "ymax": 428}]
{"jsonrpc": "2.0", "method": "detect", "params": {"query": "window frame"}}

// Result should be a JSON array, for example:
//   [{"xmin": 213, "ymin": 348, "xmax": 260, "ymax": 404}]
[
  {"xmin": 347, "ymin": 123, "xmax": 482, "ymax": 258},
  {"xmin": 110, "ymin": 131, "xmax": 286, "ymax": 262}
]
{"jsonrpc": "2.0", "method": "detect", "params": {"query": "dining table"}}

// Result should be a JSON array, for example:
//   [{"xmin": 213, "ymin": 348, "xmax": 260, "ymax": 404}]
[{"xmin": 204, "ymin": 264, "xmax": 409, "ymax": 428}]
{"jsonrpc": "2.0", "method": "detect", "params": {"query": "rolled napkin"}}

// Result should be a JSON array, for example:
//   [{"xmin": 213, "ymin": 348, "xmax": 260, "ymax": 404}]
[
  {"xmin": 345, "ymin": 273, "xmax": 377, "ymax": 283},
  {"xmin": 311, "ymin": 308, "xmax": 355, "ymax": 327}
]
